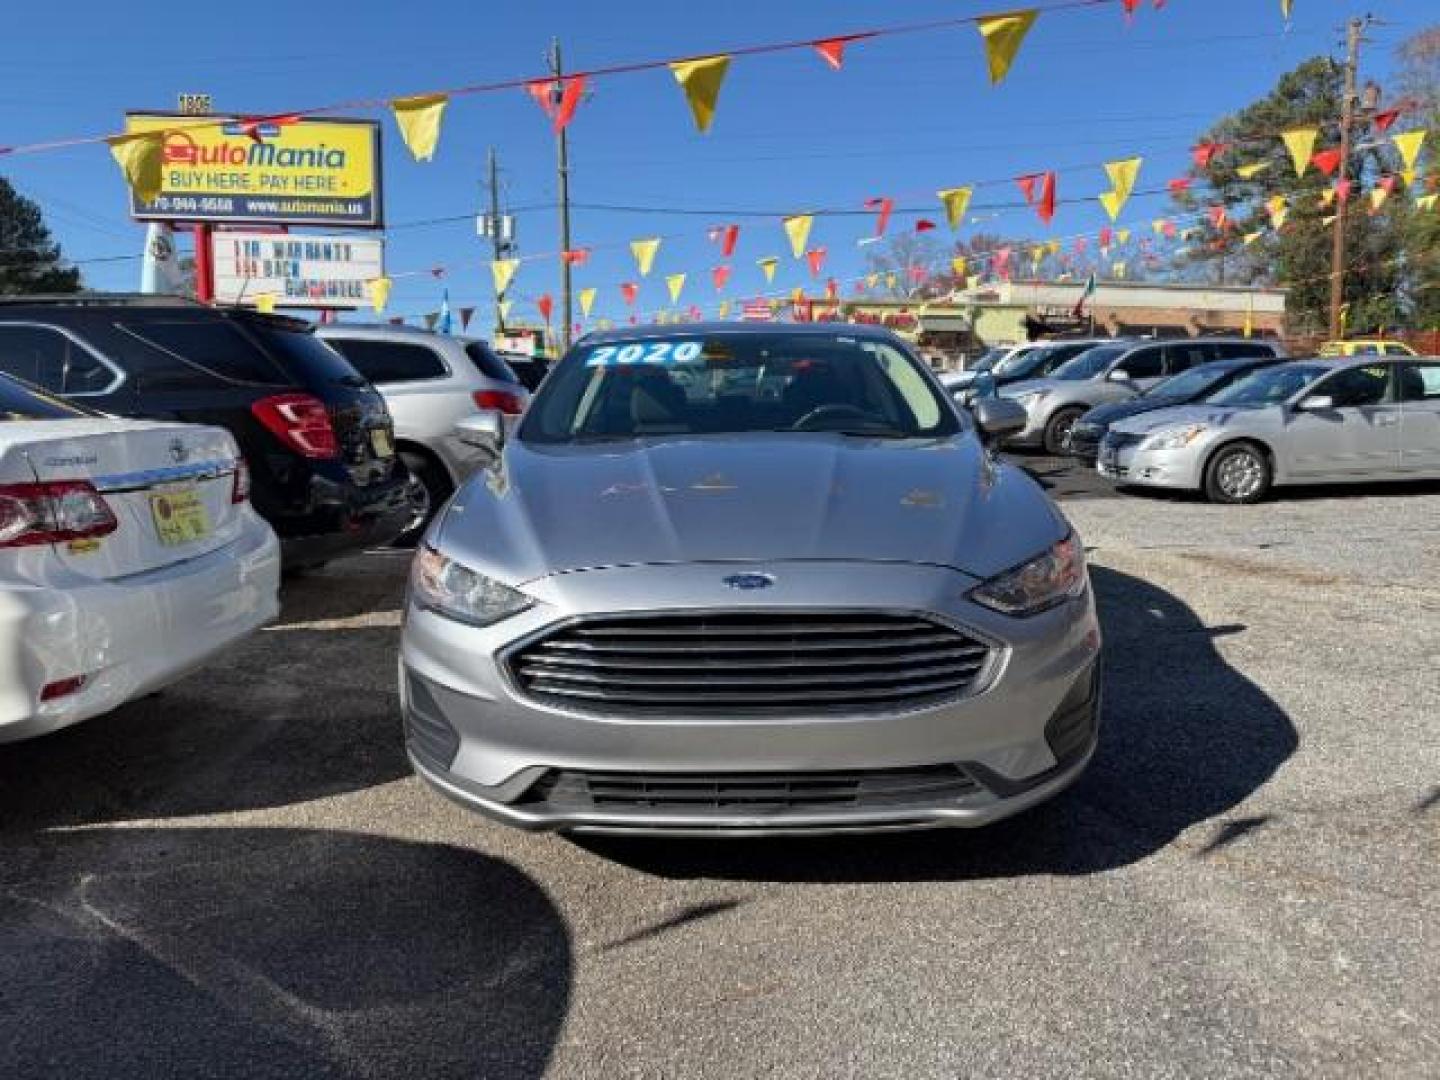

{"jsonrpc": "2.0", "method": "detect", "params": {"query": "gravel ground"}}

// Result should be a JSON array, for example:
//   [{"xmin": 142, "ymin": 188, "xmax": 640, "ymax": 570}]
[{"xmin": 1, "ymin": 473, "xmax": 1437, "ymax": 1079}]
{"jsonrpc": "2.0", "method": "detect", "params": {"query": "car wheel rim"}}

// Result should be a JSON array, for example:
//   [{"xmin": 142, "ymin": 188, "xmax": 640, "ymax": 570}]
[
  {"xmin": 404, "ymin": 478, "xmax": 431, "ymax": 534},
  {"xmin": 1217, "ymin": 451, "xmax": 1262, "ymax": 499},
  {"xmin": 1054, "ymin": 415, "xmax": 1078, "ymax": 449}
]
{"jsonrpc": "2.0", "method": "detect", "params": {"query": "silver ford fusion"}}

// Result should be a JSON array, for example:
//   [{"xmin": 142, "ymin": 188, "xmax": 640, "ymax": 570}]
[
  {"xmin": 1098, "ymin": 357, "xmax": 1440, "ymax": 503},
  {"xmin": 400, "ymin": 323, "xmax": 1101, "ymax": 835}
]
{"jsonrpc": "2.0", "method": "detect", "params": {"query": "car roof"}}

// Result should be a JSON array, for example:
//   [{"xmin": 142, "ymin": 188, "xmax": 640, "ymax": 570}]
[
  {"xmin": 0, "ymin": 294, "xmax": 315, "ymax": 334},
  {"xmin": 317, "ymin": 322, "xmax": 484, "ymax": 344},
  {"xmin": 576, "ymin": 320, "xmax": 908, "ymax": 346}
]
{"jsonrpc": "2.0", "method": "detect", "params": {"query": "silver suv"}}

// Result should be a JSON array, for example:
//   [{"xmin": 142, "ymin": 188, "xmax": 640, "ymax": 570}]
[
  {"xmin": 999, "ymin": 337, "xmax": 1287, "ymax": 454},
  {"xmin": 319, "ymin": 324, "xmax": 531, "ymax": 543}
]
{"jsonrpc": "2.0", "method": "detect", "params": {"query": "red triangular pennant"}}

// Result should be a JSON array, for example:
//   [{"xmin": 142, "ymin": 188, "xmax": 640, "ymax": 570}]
[
  {"xmin": 914, "ymin": 219, "xmax": 937, "ymax": 232},
  {"xmin": 1311, "ymin": 148, "xmax": 1343, "ymax": 177},
  {"xmin": 620, "ymin": 282, "xmax": 639, "ymax": 306},
  {"xmin": 1168, "ymin": 177, "xmax": 1192, "ymax": 194},
  {"xmin": 459, "ymin": 306, "xmax": 475, "ymax": 330},
  {"xmin": 1372, "ymin": 108, "xmax": 1402, "ymax": 134},
  {"xmin": 865, "ymin": 196, "xmax": 894, "ymax": 237},
  {"xmin": 1036, "ymin": 172, "xmax": 1056, "ymax": 225},
  {"xmin": 537, "ymin": 294, "xmax": 554, "ymax": 322},
  {"xmin": 1191, "ymin": 141, "xmax": 1225, "ymax": 168},
  {"xmin": 806, "ymin": 248, "xmax": 827, "ymax": 278},
  {"xmin": 1335, "ymin": 179, "xmax": 1353, "ymax": 204},
  {"xmin": 1016, "ymin": 173, "xmax": 1041, "ymax": 204},
  {"xmin": 712, "ymin": 264, "xmax": 731, "ymax": 291},
  {"xmin": 554, "ymin": 75, "xmax": 586, "ymax": 132},
  {"xmin": 813, "ymin": 38, "xmax": 848, "ymax": 70}
]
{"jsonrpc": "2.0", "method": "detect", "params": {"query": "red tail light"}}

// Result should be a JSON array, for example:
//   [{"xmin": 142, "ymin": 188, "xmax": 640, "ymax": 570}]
[
  {"xmin": 0, "ymin": 481, "xmax": 118, "ymax": 548},
  {"xmin": 231, "ymin": 457, "xmax": 251, "ymax": 504},
  {"xmin": 473, "ymin": 389, "xmax": 525, "ymax": 416},
  {"xmin": 251, "ymin": 393, "xmax": 340, "ymax": 459},
  {"xmin": 41, "ymin": 675, "xmax": 88, "ymax": 702}
]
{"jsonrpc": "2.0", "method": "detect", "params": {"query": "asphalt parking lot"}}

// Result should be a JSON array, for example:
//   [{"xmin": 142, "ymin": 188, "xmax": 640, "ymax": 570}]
[{"xmin": 3, "ymin": 464, "xmax": 1438, "ymax": 1079}]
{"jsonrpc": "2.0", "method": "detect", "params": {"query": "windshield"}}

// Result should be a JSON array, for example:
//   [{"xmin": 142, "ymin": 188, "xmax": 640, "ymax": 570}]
[
  {"xmin": 1143, "ymin": 364, "xmax": 1238, "ymax": 401},
  {"xmin": 1207, "ymin": 364, "xmax": 1329, "ymax": 407},
  {"xmin": 992, "ymin": 346, "xmax": 1040, "ymax": 377},
  {"xmin": 1051, "ymin": 345, "xmax": 1126, "ymax": 381},
  {"xmin": 521, "ymin": 332, "xmax": 960, "ymax": 444}
]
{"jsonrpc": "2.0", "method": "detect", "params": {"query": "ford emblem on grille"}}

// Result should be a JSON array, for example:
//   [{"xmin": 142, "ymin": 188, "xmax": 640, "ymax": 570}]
[
  {"xmin": 723, "ymin": 573, "xmax": 775, "ymax": 591},
  {"xmin": 168, "ymin": 438, "xmax": 189, "ymax": 464}
]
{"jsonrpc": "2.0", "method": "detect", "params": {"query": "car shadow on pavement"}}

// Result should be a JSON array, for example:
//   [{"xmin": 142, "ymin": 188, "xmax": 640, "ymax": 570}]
[
  {"xmin": 579, "ymin": 565, "xmax": 1301, "ymax": 883},
  {"xmin": 0, "ymin": 827, "xmax": 571, "ymax": 1080}
]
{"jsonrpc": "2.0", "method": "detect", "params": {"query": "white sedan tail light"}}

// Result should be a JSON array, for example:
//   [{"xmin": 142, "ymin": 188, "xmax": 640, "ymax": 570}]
[{"xmin": 0, "ymin": 481, "xmax": 119, "ymax": 548}]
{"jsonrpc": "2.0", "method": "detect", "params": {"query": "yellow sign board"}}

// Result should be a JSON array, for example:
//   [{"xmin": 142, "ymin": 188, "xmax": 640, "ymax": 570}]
[{"xmin": 125, "ymin": 113, "xmax": 382, "ymax": 227}]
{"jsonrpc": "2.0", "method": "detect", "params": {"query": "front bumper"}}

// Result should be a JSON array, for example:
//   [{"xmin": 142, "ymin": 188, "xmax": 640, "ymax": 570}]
[
  {"xmin": 1096, "ymin": 437, "xmax": 1205, "ymax": 490},
  {"xmin": 0, "ymin": 517, "xmax": 280, "ymax": 742},
  {"xmin": 399, "ymin": 560, "xmax": 1102, "ymax": 834}
]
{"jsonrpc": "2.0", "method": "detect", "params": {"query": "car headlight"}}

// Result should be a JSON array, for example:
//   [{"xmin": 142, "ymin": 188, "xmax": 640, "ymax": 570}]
[
  {"xmin": 410, "ymin": 545, "xmax": 535, "ymax": 627},
  {"xmin": 1139, "ymin": 423, "xmax": 1208, "ymax": 451},
  {"xmin": 970, "ymin": 533, "xmax": 1087, "ymax": 617}
]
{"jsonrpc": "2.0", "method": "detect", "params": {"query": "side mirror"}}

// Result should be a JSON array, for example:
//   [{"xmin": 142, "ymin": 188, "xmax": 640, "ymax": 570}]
[
  {"xmin": 971, "ymin": 397, "xmax": 1027, "ymax": 443},
  {"xmin": 1107, "ymin": 368, "xmax": 1133, "ymax": 382},
  {"xmin": 1295, "ymin": 394, "xmax": 1334, "ymax": 412},
  {"xmin": 454, "ymin": 410, "xmax": 505, "ymax": 456}
]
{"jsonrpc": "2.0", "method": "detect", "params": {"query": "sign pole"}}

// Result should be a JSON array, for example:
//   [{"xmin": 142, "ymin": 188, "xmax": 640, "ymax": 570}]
[{"xmin": 193, "ymin": 223, "xmax": 215, "ymax": 303}]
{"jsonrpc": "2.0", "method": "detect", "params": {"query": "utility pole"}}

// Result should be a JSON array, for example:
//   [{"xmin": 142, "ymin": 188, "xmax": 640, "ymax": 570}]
[
  {"xmin": 1329, "ymin": 15, "xmax": 1371, "ymax": 339},
  {"xmin": 483, "ymin": 147, "xmax": 511, "ymax": 335},
  {"xmin": 549, "ymin": 38, "xmax": 574, "ymax": 351}
]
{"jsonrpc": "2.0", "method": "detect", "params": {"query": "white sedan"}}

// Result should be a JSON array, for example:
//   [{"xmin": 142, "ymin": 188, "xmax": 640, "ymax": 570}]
[{"xmin": 0, "ymin": 376, "xmax": 280, "ymax": 742}]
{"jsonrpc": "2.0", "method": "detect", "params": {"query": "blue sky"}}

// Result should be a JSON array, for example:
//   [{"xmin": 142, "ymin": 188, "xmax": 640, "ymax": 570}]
[{"xmin": 2, "ymin": 0, "xmax": 1431, "ymax": 330}]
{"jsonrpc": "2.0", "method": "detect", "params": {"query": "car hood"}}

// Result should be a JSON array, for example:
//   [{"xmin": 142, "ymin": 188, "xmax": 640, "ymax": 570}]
[
  {"xmin": 436, "ymin": 433, "xmax": 1067, "ymax": 585},
  {"xmin": 1109, "ymin": 402, "xmax": 1265, "ymax": 435},
  {"xmin": 1082, "ymin": 396, "xmax": 1187, "ymax": 427}
]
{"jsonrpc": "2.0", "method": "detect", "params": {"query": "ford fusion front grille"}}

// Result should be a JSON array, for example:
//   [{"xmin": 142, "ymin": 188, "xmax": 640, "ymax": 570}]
[
  {"xmin": 506, "ymin": 612, "xmax": 994, "ymax": 715},
  {"xmin": 525, "ymin": 764, "xmax": 981, "ymax": 813}
]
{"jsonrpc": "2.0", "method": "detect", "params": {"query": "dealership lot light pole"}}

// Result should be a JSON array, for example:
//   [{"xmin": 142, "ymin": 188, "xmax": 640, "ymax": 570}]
[{"xmin": 550, "ymin": 39, "xmax": 574, "ymax": 351}]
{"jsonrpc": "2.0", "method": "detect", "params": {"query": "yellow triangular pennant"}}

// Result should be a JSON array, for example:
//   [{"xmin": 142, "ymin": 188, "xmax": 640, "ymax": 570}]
[
  {"xmin": 1046, "ymin": 239, "xmax": 1061, "ymax": 256},
  {"xmin": 1104, "ymin": 157, "xmax": 1142, "ymax": 202},
  {"xmin": 1098, "ymin": 190, "xmax": 1126, "ymax": 222},
  {"xmin": 1322, "ymin": 214, "xmax": 1337, "ymax": 227},
  {"xmin": 631, "ymin": 237, "xmax": 661, "ymax": 276},
  {"xmin": 1418, "ymin": 194, "xmax": 1439, "ymax": 212},
  {"xmin": 1237, "ymin": 162, "xmax": 1270, "ymax": 179},
  {"xmin": 666, "ymin": 272, "xmax": 686, "ymax": 304},
  {"xmin": 255, "ymin": 293, "xmax": 277, "ymax": 314},
  {"xmin": 865, "ymin": 273, "xmax": 879, "ymax": 288},
  {"xmin": 368, "ymin": 276, "xmax": 392, "ymax": 313},
  {"xmin": 951, "ymin": 256, "xmax": 967, "ymax": 276},
  {"xmin": 498, "ymin": 299, "xmax": 512, "ymax": 321},
  {"xmin": 1370, "ymin": 186, "xmax": 1389, "ymax": 211},
  {"xmin": 886, "ymin": 273, "xmax": 898, "ymax": 290},
  {"xmin": 491, "ymin": 258, "xmax": 519, "ymax": 295},
  {"xmin": 669, "ymin": 55, "xmax": 731, "ymax": 134},
  {"xmin": 1281, "ymin": 126, "xmax": 1318, "ymax": 178},
  {"xmin": 1112, "ymin": 261, "xmax": 1127, "ymax": 280},
  {"xmin": 1393, "ymin": 130, "xmax": 1427, "ymax": 175},
  {"xmin": 1320, "ymin": 187, "xmax": 1337, "ymax": 208},
  {"xmin": 1402, "ymin": 169, "xmax": 1417, "ymax": 188},
  {"xmin": 977, "ymin": 10, "xmax": 1039, "ymax": 86},
  {"xmin": 579, "ymin": 287, "xmax": 597, "ymax": 318},
  {"xmin": 392, "ymin": 93, "xmax": 448, "ymax": 161},
  {"xmin": 718, "ymin": 300, "xmax": 731, "ymax": 318},
  {"xmin": 757, "ymin": 256, "xmax": 778, "ymax": 282},
  {"xmin": 1281, "ymin": 0, "xmax": 1294, "ymax": 21},
  {"xmin": 106, "ymin": 131, "xmax": 164, "ymax": 203},
  {"xmin": 1116, "ymin": 228, "xmax": 1132, "ymax": 245},
  {"xmin": 1242, "ymin": 231, "xmax": 1263, "ymax": 246},
  {"xmin": 937, "ymin": 187, "xmax": 973, "ymax": 229},
  {"xmin": 782, "ymin": 214, "xmax": 813, "ymax": 259}
]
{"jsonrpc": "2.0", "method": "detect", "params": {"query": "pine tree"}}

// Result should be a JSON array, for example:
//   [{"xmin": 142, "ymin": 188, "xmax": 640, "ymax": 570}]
[{"xmin": 0, "ymin": 176, "xmax": 82, "ymax": 295}]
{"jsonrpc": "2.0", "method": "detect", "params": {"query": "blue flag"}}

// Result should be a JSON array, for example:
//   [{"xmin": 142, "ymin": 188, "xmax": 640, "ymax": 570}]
[{"xmin": 437, "ymin": 288, "xmax": 453, "ymax": 334}]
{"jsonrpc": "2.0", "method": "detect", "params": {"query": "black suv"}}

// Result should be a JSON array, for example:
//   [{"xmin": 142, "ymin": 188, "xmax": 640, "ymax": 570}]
[{"xmin": 0, "ymin": 295, "xmax": 411, "ymax": 568}]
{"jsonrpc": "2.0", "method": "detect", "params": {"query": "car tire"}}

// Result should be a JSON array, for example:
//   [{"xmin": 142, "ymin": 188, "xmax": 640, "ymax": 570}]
[
  {"xmin": 1203, "ymin": 441, "xmax": 1272, "ymax": 505},
  {"xmin": 1043, "ymin": 407, "xmax": 1086, "ymax": 455},
  {"xmin": 397, "ymin": 450, "xmax": 454, "ymax": 547}
]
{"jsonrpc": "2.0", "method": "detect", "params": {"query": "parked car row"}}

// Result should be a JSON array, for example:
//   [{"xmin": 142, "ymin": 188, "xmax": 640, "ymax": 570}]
[
  {"xmin": 0, "ymin": 296, "xmax": 536, "ymax": 743},
  {"xmin": 975, "ymin": 333, "xmax": 1439, "ymax": 504}
]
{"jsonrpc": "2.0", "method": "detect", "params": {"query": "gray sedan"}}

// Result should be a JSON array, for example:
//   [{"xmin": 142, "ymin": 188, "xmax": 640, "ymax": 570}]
[
  {"xmin": 1002, "ymin": 338, "xmax": 1286, "ymax": 454},
  {"xmin": 1098, "ymin": 357, "xmax": 1440, "ymax": 503},
  {"xmin": 400, "ymin": 323, "xmax": 1101, "ymax": 835}
]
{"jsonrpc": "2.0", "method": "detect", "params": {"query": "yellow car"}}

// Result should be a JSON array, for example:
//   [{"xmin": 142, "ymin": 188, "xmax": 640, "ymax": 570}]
[{"xmin": 1318, "ymin": 339, "xmax": 1417, "ymax": 357}]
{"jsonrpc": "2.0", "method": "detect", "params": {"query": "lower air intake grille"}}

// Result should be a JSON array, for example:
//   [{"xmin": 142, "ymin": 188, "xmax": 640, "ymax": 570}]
[
  {"xmin": 506, "ymin": 612, "xmax": 993, "ymax": 715},
  {"xmin": 526, "ymin": 765, "xmax": 981, "ymax": 813}
]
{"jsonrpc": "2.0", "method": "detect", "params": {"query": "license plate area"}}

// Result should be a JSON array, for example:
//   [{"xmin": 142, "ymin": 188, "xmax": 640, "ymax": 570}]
[
  {"xmin": 370, "ymin": 428, "xmax": 394, "ymax": 458},
  {"xmin": 149, "ymin": 484, "xmax": 212, "ymax": 546}
]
